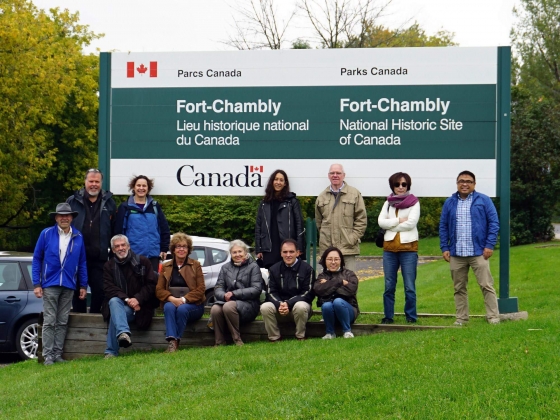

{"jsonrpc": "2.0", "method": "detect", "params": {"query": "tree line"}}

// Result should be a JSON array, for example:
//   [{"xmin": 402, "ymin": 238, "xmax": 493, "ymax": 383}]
[{"xmin": 0, "ymin": 0, "xmax": 558, "ymax": 250}]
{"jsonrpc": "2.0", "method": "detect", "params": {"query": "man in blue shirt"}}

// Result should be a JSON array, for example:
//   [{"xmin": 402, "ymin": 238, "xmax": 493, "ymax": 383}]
[{"xmin": 439, "ymin": 171, "xmax": 500, "ymax": 326}]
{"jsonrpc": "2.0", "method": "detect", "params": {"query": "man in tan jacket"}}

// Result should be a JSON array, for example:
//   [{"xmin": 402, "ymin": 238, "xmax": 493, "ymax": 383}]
[{"xmin": 315, "ymin": 164, "xmax": 367, "ymax": 271}]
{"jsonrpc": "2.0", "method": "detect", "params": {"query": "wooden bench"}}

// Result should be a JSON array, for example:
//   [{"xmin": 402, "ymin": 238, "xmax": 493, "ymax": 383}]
[{"xmin": 37, "ymin": 313, "xmax": 452, "ymax": 362}]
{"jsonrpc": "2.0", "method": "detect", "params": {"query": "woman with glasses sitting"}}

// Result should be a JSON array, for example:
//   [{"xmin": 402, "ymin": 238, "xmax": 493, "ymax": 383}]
[
  {"xmin": 377, "ymin": 172, "xmax": 420, "ymax": 325},
  {"xmin": 156, "ymin": 233, "xmax": 206, "ymax": 353},
  {"xmin": 314, "ymin": 246, "xmax": 359, "ymax": 339}
]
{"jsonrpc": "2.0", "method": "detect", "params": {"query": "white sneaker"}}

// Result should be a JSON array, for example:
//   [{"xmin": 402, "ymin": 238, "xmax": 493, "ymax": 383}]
[
  {"xmin": 322, "ymin": 333, "xmax": 336, "ymax": 340},
  {"xmin": 453, "ymin": 321, "xmax": 463, "ymax": 326},
  {"xmin": 343, "ymin": 332, "xmax": 354, "ymax": 338},
  {"xmin": 488, "ymin": 318, "xmax": 500, "ymax": 325}
]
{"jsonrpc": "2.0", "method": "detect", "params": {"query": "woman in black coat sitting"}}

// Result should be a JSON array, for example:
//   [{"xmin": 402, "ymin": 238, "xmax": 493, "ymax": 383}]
[
  {"xmin": 314, "ymin": 246, "xmax": 359, "ymax": 339},
  {"xmin": 210, "ymin": 240, "xmax": 263, "ymax": 346}
]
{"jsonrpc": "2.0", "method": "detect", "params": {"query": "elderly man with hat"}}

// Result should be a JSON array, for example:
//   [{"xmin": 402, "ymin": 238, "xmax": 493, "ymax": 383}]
[{"xmin": 32, "ymin": 203, "xmax": 88, "ymax": 365}]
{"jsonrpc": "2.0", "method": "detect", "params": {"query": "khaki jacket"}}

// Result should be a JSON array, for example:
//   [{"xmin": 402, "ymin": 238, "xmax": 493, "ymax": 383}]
[
  {"xmin": 156, "ymin": 258, "xmax": 206, "ymax": 306},
  {"xmin": 315, "ymin": 183, "xmax": 367, "ymax": 255}
]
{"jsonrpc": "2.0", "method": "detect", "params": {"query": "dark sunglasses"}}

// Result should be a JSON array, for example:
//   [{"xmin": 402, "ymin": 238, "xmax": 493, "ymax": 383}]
[{"xmin": 393, "ymin": 182, "xmax": 407, "ymax": 188}]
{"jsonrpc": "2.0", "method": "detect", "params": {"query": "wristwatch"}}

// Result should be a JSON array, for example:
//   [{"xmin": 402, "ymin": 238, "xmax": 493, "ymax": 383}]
[
  {"xmin": 125, "ymin": 298, "xmax": 130, "ymax": 303},
  {"xmin": 181, "ymin": 297, "xmax": 186, "ymax": 304}
]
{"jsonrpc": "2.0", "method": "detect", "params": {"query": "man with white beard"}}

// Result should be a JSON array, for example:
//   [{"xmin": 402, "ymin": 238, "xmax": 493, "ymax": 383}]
[{"xmin": 67, "ymin": 169, "xmax": 117, "ymax": 313}]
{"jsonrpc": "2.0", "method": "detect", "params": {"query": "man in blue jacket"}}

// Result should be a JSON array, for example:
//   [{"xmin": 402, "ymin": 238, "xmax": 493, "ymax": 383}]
[
  {"xmin": 32, "ymin": 203, "xmax": 88, "ymax": 365},
  {"xmin": 439, "ymin": 171, "xmax": 500, "ymax": 326}
]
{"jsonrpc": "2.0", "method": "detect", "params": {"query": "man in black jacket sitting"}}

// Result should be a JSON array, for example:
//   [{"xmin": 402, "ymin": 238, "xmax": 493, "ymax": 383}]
[
  {"xmin": 260, "ymin": 239, "xmax": 315, "ymax": 341},
  {"xmin": 102, "ymin": 234, "xmax": 158, "ymax": 358}
]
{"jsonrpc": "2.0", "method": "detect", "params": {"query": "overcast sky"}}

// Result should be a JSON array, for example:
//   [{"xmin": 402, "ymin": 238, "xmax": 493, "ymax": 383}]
[{"xmin": 31, "ymin": 0, "xmax": 519, "ymax": 53}]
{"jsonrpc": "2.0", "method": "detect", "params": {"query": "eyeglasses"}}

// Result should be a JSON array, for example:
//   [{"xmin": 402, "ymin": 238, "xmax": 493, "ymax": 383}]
[
  {"xmin": 175, "ymin": 245, "xmax": 188, "ymax": 250},
  {"xmin": 328, "ymin": 172, "xmax": 343, "ymax": 176},
  {"xmin": 393, "ymin": 182, "xmax": 407, "ymax": 188},
  {"xmin": 86, "ymin": 168, "xmax": 101, "ymax": 174},
  {"xmin": 326, "ymin": 258, "xmax": 341, "ymax": 262},
  {"xmin": 457, "ymin": 180, "xmax": 474, "ymax": 185}
]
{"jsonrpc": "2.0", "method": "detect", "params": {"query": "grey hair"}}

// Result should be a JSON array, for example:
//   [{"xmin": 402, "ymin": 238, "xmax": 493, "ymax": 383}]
[
  {"xmin": 84, "ymin": 168, "xmax": 103, "ymax": 181},
  {"xmin": 110, "ymin": 234, "xmax": 129, "ymax": 249},
  {"xmin": 229, "ymin": 239, "xmax": 249, "ymax": 254}
]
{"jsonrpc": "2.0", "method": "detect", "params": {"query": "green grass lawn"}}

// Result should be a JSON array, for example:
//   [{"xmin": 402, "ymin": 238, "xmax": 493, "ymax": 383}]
[{"xmin": 1, "ymin": 243, "xmax": 559, "ymax": 419}]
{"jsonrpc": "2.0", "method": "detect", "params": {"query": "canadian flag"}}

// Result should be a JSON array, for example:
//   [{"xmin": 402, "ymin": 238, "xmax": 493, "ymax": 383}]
[
  {"xmin": 127, "ymin": 62, "xmax": 157, "ymax": 78},
  {"xmin": 250, "ymin": 166, "xmax": 264, "ymax": 173}
]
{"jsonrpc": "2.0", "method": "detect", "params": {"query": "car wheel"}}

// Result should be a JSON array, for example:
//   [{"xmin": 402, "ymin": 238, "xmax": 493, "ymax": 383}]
[
  {"xmin": 16, "ymin": 319, "xmax": 39, "ymax": 360},
  {"xmin": 204, "ymin": 289, "xmax": 216, "ymax": 306}
]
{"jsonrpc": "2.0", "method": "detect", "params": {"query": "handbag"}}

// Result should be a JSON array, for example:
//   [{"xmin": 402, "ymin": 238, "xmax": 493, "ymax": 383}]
[
  {"xmin": 169, "ymin": 286, "xmax": 190, "ymax": 298},
  {"xmin": 375, "ymin": 228, "xmax": 386, "ymax": 248}
]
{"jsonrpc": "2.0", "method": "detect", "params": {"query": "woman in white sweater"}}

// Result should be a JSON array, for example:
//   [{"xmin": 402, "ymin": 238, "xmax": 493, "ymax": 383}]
[{"xmin": 378, "ymin": 172, "xmax": 420, "ymax": 324}]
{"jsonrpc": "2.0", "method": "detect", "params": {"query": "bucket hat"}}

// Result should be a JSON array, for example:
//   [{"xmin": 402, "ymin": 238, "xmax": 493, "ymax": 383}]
[{"xmin": 49, "ymin": 203, "xmax": 79, "ymax": 219}]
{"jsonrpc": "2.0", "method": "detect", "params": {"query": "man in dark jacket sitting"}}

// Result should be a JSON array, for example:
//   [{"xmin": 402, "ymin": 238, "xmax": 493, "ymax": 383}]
[
  {"xmin": 260, "ymin": 239, "xmax": 315, "ymax": 341},
  {"xmin": 102, "ymin": 234, "xmax": 157, "ymax": 358}
]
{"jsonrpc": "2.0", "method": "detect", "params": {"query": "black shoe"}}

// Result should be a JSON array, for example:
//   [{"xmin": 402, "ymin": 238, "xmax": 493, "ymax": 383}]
[
  {"xmin": 406, "ymin": 318, "xmax": 417, "ymax": 323},
  {"xmin": 118, "ymin": 332, "xmax": 132, "ymax": 348},
  {"xmin": 381, "ymin": 318, "xmax": 394, "ymax": 325}
]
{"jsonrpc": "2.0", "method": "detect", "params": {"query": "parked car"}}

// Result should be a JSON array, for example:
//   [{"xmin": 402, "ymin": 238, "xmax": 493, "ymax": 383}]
[
  {"xmin": 165, "ymin": 236, "xmax": 231, "ymax": 305},
  {"xmin": 0, "ymin": 252, "xmax": 40, "ymax": 360},
  {"xmin": 164, "ymin": 236, "xmax": 269, "ymax": 304}
]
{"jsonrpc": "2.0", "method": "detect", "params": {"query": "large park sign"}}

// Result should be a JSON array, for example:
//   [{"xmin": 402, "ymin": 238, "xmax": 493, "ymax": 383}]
[
  {"xmin": 99, "ymin": 47, "xmax": 508, "ymax": 198},
  {"xmin": 99, "ymin": 47, "xmax": 518, "ymax": 313}
]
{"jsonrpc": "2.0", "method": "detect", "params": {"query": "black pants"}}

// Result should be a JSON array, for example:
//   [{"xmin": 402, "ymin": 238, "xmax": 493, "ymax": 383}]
[{"xmin": 72, "ymin": 259, "xmax": 106, "ymax": 313}]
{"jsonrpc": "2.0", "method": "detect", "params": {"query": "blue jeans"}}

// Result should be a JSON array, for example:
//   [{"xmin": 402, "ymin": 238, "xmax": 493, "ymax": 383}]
[
  {"xmin": 163, "ymin": 301, "xmax": 204, "ymax": 341},
  {"xmin": 42, "ymin": 286, "xmax": 74, "ymax": 359},
  {"xmin": 105, "ymin": 297, "xmax": 135, "ymax": 356},
  {"xmin": 321, "ymin": 298, "xmax": 355, "ymax": 334},
  {"xmin": 383, "ymin": 251, "xmax": 418, "ymax": 320}
]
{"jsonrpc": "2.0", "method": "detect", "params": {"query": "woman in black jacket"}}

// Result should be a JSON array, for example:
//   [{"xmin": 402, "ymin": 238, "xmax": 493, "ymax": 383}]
[
  {"xmin": 255, "ymin": 169, "xmax": 305, "ymax": 268},
  {"xmin": 314, "ymin": 246, "xmax": 359, "ymax": 339}
]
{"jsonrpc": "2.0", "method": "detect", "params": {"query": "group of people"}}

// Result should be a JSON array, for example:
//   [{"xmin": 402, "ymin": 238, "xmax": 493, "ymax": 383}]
[{"xmin": 31, "ymin": 164, "xmax": 501, "ymax": 365}]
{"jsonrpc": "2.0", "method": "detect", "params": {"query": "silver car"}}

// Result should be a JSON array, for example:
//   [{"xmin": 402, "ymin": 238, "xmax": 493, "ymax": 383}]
[
  {"xmin": 166, "ymin": 236, "xmax": 231, "ymax": 305},
  {"xmin": 165, "ymin": 236, "xmax": 269, "ymax": 304}
]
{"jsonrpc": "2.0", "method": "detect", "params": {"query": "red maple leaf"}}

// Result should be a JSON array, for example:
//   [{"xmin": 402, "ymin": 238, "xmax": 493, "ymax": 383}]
[{"xmin": 137, "ymin": 64, "xmax": 148, "ymax": 74}]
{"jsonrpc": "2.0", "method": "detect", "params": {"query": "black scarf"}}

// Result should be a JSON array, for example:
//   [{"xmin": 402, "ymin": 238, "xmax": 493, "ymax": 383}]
[{"xmin": 113, "ymin": 250, "xmax": 145, "ymax": 294}]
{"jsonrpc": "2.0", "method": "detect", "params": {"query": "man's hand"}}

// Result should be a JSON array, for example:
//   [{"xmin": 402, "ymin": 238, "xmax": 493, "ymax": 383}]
[
  {"xmin": 79, "ymin": 288, "xmax": 87, "ymax": 300},
  {"xmin": 278, "ymin": 302, "xmax": 290, "ymax": 316},
  {"xmin": 34, "ymin": 286, "xmax": 43, "ymax": 298},
  {"xmin": 159, "ymin": 251, "xmax": 167, "ymax": 261},
  {"xmin": 319, "ymin": 279, "xmax": 327, "ymax": 284},
  {"xmin": 342, "ymin": 280, "xmax": 349, "ymax": 286},
  {"xmin": 224, "ymin": 291, "xmax": 233, "ymax": 302},
  {"xmin": 127, "ymin": 297, "xmax": 140, "ymax": 309},
  {"xmin": 483, "ymin": 248, "xmax": 493, "ymax": 260},
  {"xmin": 257, "ymin": 253, "xmax": 263, "ymax": 260},
  {"xmin": 442, "ymin": 251, "xmax": 450, "ymax": 262}
]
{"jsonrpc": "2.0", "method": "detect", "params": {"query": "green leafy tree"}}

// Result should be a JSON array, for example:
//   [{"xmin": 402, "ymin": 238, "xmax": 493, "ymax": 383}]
[
  {"xmin": 511, "ymin": 0, "xmax": 560, "ymax": 99},
  {"xmin": 346, "ymin": 22, "xmax": 456, "ymax": 48},
  {"xmin": 0, "ymin": 0, "xmax": 100, "ymax": 248},
  {"xmin": 510, "ymin": 85, "xmax": 560, "ymax": 244}
]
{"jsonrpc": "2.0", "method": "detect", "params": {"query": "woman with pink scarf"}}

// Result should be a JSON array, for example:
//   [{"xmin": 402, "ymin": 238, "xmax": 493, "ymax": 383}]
[{"xmin": 377, "ymin": 172, "xmax": 420, "ymax": 324}]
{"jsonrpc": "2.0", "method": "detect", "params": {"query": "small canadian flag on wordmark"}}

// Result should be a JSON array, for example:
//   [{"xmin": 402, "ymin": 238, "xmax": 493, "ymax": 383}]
[
  {"xmin": 127, "ymin": 62, "xmax": 158, "ymax": 78},
  {"xmin": 250, "ymin": 166, "xmax": 264, "ymax": 173}
]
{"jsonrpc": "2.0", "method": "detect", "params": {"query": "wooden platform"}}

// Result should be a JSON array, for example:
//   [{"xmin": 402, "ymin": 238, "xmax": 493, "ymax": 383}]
[{"xmin": 38, "ymin": 313, "xmax": 452, "ymax": 362}]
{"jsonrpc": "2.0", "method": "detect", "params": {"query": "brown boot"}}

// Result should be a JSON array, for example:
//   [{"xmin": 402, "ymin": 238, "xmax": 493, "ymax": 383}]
[{"xmin": 165, "ymin": 339, "xmax": 178, "ymax": 353}]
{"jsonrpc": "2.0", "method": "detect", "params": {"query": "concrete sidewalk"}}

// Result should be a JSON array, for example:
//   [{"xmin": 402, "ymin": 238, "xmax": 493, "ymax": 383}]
[{"xmin": 354, "ymin": 256, "xmax": 441, "ymax": 281}]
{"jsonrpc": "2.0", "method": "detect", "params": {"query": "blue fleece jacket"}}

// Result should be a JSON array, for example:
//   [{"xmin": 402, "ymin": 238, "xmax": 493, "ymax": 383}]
[
  {"xmin": 32, "ymin": 226, "xmax": 88, "ymax": 289},
  {"xmin": 114, "ymin": 195, "xmax": 170, "ymax": 259},
  {"xmin": 439, "ymin": 191, "xmax": 499, "ymax": 257}
]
